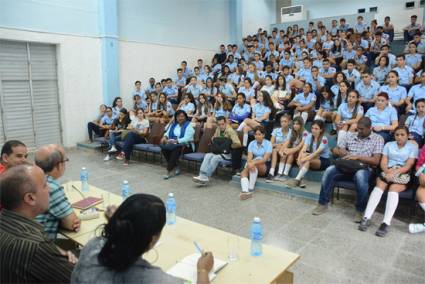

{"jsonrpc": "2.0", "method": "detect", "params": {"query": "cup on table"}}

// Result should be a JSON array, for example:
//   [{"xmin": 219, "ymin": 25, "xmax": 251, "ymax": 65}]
[{"xmin": 227, "ymin": 235, "xmax": 239, "ymax": 262}]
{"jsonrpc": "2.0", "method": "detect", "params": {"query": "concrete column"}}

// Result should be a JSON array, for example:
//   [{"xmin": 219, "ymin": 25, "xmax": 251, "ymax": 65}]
[{"xmin": 229, "ymin": 0, "xmax": 243, "ymax": 45}]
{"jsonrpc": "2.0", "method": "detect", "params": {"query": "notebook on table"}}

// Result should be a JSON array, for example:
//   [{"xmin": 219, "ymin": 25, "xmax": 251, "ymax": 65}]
[
  {"xmin": 71, "ymin": 197, "xmax": 103, "ymax": 210},
  {"xmin": 167, "ymin": 253, "xmax": 228, "ymax": 283}
]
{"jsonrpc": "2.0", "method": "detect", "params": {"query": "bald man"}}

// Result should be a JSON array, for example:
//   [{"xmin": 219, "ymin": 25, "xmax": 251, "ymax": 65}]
[
  {"xmin": 0, "ymin": 165, "xmax": 76, "ymax": 283},
  {"xmin": 34, "ymin": 144, "xmax": 80, "ymax": 240}
]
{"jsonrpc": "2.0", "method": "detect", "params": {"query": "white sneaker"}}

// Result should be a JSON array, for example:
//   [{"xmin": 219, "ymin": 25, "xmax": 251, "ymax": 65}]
[
  {"xmin": 103, "ymin": 155, "xmax": 111, "ymax": 161},
  {"xmin": 193, "ymin": 176, "xmax": 209, "ymax": 184},
  {"xmin": 409, "ymin": 223, "xmax": 425, "ymax": 234},
  {"xmin": 108, "ymin": 146, "xmax": 118, "ymax": 153}
]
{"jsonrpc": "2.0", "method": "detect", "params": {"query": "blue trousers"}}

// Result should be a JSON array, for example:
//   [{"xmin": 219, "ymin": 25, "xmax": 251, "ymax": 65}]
[{"xmin": 123, "ymin": 132, "xmax": 146, "ymax": 160}]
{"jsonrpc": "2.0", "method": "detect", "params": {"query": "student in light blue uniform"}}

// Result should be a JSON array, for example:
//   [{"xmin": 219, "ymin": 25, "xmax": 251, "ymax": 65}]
[
  {"xmin": 111, "ymin": 97, "xmax": 124, "ymax": 119},
  {"xmin": 205, "ymin": 93, "xmax": 232, "ymax": 129},
  {"xmin": 230, "ymin": 93, "xmax": 251, "ymax": 124},
  {"xmin": 356, "ymin": 73, "xmax": 380, "ymax": 108},
  {"xmin": 406, "ymin": 73, "xmax": 425, "ymax": 113},
  {"xmin": 177, "ymin": 93, "xmax": 196, "ymax": 117},
  {"xmin": 175, "ymin": 68, "xmax": 187, "ymax": 88},
  {"xmin": 365, "ymin": 92, "xmax": 399, "ymax": 143},
  {"xmin": 342, "ymin": 60, "xmax": 361, "ymax": 87},
  {"xmin": 331, "ymin": 72, "xmax": 347, "ymax": 97},
  {"xmin": 373, "ymin": 55, "xmax": 391, "ymax": 85},
  {"xmin": 184, "ymin": 76, "xmax": 203, "ymax": 99},
  {"xmin": 405, "ymin": 43, "xmax": 423, "ymax": 70},
  {"xmin": 286, "ymin": 120, "xmax": 331, "ymax": 188},
  {"xmin": 405, "ymin": 98, "xmax": 425, "ymax": 146},
  {"xmin": 238, "ymin": 78, "xmax": 256, "ymax": 100},
  {"xmin": 379, "ymin": 71, "xmax": 407, "ymax": 111},
  {"xmin": 163, "ymin": 79, "xmax": 178, "ymax": 104},
  {"xmin": 306, "ymin": 66, "xmax": 326, "ymax": 93},
  {"xmin": 393, "ymin": 55, "xmax": 414, "ymax": 86},
  {"xmin": 289, "ymin": 83, "xmax": 317, "ymax": 124},
  {"xmin": 240, "ymin": 125, "xmax": 273, "ymax": 200},
  {"xmin": 132, "ymin": 80, "xmax": 146, "ymax": 100},
  {"xmin": 361, "ymin": 126, "xmax": 418, "ymax": 237}
]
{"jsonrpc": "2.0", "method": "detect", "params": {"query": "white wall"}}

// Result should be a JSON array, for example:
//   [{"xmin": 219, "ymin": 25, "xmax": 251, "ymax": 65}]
[
  {"xmin": 293, "ymin": 0, "xmax": 424, "ymax": 32},
  {"xmin": 242, "ymin": 0, "xmax": 277, "ymax": 36},
  {"xmin": 119, "ymin": 40, "xmax": 214, "ymax": 107},
  {"xmin": 0, "ymin": 28, "xmax": 103, "ymax": 147}
]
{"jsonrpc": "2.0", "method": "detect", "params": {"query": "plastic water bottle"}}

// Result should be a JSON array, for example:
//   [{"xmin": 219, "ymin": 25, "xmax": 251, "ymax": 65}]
[
  {"xmin": 121, "ymin": 180, "xmax": 131, "ymax": 200},
  {"xmin": 166, "ymin": 193, "xmax": 176, "ymax": 225},
  {"xmin": 415, "ymin": 165, "xmax": 425, "ymax": 177},
  {"xmin": 250, "ymin": 217, "xmax": 263, "ymax": 256},
  {"xmin": 80, "ymin": 167, "xmax": 89, "ymax": 193}
]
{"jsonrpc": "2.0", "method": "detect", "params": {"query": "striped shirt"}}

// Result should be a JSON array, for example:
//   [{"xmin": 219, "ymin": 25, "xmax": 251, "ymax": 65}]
[
  {"xmin": 343, "ymin": 132, "xmax": 384, "ymax": 157},
  {"xmin": 35, "ymin": 176, "xmax": 73, "ymax": 240},
  {"xmin": 0, "ymin": 209, "xmax": 74, "ymax": 283}
]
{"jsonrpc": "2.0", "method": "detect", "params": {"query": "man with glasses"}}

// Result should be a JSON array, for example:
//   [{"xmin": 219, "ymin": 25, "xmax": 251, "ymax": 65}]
[{"xmin": 34, "ymin": 144, "xmax": 80, "ymax": 241}]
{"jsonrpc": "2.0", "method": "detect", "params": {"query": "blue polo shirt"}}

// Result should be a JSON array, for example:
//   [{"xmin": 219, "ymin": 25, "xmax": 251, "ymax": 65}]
[
  {"xmin": 379, "ymin": 85, "xmax": 407, "ymax": 104},
  {"xmin": 383, "ymin": 141, "xmax": 418, "ymax": 168},
  {"xmin": 100, "ymin": 115, "xmax": 114, "ymax": 125},
  {"xmin": 271, "ymin": 128, "xmax": 292, "ymax": 144},
  {"xmin": 405, "ymin": 114, "xmax": 425, "ymax": 136},
  {"xmin": 304, "ymin": 134, "xmax": 331, "ymax": 159},
  {"xmin": 355, "ymin": 80, "xmax": 380, "ymax": 100},
  {"xmin": 393, "ymin": 66, "xmax": 414, "ymax": 85},
  {"xmin": 365, "ymin": 106, "xmax": 398, "ymax": 127},
  {"xmin": 252, "ymin": 103, "xmax": 271, "ymax": 121},
  {"xmin": 186, "ymin": 84, "xmax": 202, "ymax": 98},
  {"xmin": 319, "ymin": 67, "xmax": 336, "ymax": 77},
  {"xmin": 279, "ymin": 58, "xmax": 294, "ymax": 68},
  {"xmin": 293, "ymin": 92, "xmax": 317, "ymax": 106},
  {"xmin": 319, "ymin": 98, "xmax": 334, "ymax": 111},
  {"xmin": 248, "ymin": 139, "xmax": 273, "ymax": 160},
  {"xmin": 180, "ymin": 102, "xmax": 195, "ymax": 114},
  {"xmin": 220, "ymin": 84, "xmax": 235, "ymax": 97},
  {"xmin": 342, "ymin": 69, "xmax": 361, "ymax": 85},
  {"xmin": 214, "ymin": 106, "xmax": 229, "ymax": 118},
  {"xmin": 407, "ymin": 84, "xmax": 425, "ymax": 109},
  {"xmin": 405, "ymin": 54, "xmax": 422, "ymax": 69},
  {"xmin": 342, "ymin": 49, "xmax": 356, "ymax": 60},
  {"xmin": 373, "ymin": 66, "xmax": 391, "ymax": 85},
  {"xmin": 297, "ymin": 68, "xmax": 312, "ymax": 81},
  {"xmin": 238, "ymin": 86, "xmax": 256, "ymax": 99},
  {"xmin": 232, "ymin": 103, "xmax": 251, "ymax": 117},
  {"xmin": 306, "ymin": 76, "xmax": 326, "ymax": 92},
  {"xmin": 337, "ymin": 102, "xmax": 364, "ymax": 121},
  {"xmin": 163, "ymin": 86, "xmax": 178, "ymax": 97}
]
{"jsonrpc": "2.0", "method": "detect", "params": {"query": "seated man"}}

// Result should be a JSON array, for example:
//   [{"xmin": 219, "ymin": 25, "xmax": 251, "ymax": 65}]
[
  {"xmin": 0, "ymin": 140, "xmax": 28, "ymax": 174},
  {"xmin": 193, "ymin": 116, "xmax": 242, "ymax": 185},
  {"xmin": 312, "ymin": 117, "xmax": 384, "ymax": 222},
  {"xmin": 0, "ymin": 165, "xmax": 76, "ymax": 283},
  {"xmin": 34, "ymin": 144, "xmax": 80, "ymax": 240}
]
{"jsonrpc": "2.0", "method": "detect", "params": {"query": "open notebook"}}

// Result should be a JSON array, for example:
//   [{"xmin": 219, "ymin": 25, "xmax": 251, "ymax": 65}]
[{"xmin": 167, "ymin": 253, "xmax": 228, "ymax": 283}]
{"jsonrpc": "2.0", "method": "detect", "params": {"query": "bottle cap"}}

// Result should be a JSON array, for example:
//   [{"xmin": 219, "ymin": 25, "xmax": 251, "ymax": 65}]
[
  {"xmin": 81, "ymin": 167, "xmax": 86, "ymax": 170},
  {"xmin": 123, "ymin": 180, "xmax": 129, "ymax": 184},
  {"xmin": 168, "ymin": 193, "xmax": 174, "ymax": 197},
  {"xmin": 254, "ymin": 217, "xmax": 261, "ymax": 222}
]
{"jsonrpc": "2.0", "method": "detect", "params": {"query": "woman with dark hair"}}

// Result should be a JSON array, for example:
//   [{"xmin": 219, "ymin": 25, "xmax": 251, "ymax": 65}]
[
  {"xmin": 71, "ymin": 194, "xmax": 214, "ymax": 283},
  {"xmin": 111, "ymin": 97, "xmax": 124, "ymax": 119},
  {"xmin": 160, "ymin": 110, "xmax": 195, "ymax": 179},
  {"xmin": 373, "ymin": 55, "xmax": 390, "ymax": 85},
  {"xmin": 104, "ymin": 108, "xmax": 130, "ymax": 161}
]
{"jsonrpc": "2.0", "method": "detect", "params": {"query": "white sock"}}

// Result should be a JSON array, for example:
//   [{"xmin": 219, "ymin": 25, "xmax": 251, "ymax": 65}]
[
  {"xmin": 383, "ymin": 191, "xmax": 399, "ymax": 225},
  {"xmin": 332, "ymin": 123, "xmax": 336, "ymax": 130},
  {"xmin": 269, "ymin": 168, "xmax": 275, "ymax": 176},
  {"xmin": 301, "ymin": 112, "xmax": 308, "ymax": 124},
  {"xmin": 249, "ymin": 168, "xmax": 258, "ymax": 190},
  {"xmin": 283, "ymin": 163, "xmax": 292, "ymax": 176},
  {"xmin": 337, "ymin": 130, "xmax": 347, "ymax": 148},
  {"xmin": 420, "ymin": 203, "xmax": 425, "ymax": 212},
  {"xmin": 314, "ymin": 115, "xmax": 324, "ymax": 121},
  {"xmin": 242, "ymin": 133, "xmax": 248, "ymax": 147},
  {"xmin": 241, "ymin": 177, "xmax": 249, "ymax": 192},
  {"xmin": 295, "ymin": 166, "xmax": 308, "ymax": 180},
  {"xmin": 278, "ymin": 162, "xmax": 285, "ymax": 174},
  {"xmin": 364, "ymin": 187, "xmax": 384, "ymax": 219},
  {"xmin": 237, "ymin": 122, "xmax": 246, "ymax": 132}
]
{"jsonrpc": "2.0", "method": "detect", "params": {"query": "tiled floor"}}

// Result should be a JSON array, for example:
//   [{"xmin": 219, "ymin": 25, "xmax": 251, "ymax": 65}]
[{"xmin": 61, "ymin": 148, "xmax": 425, "ymax": 284}]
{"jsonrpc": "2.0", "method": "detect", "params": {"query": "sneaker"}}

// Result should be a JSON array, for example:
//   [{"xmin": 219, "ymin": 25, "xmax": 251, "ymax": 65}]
[
  {"xmin": 123, "ymin": 160, "xmax": 129, "ymax": 166},
  {"xmin": 239, "ymin": 192, "xmax": 253, "ymax": 200},
  {"xmin": 163, "ymin": 172, "xmax": 175, "ymax": 180},
  {"xmin": 286, "ymin": 179, "xmax": 301, "ymax": 188},
  {"xmin": 354, "ymin": 211, "xmax": 363, "ymax": 223},
  {"xmin": 265, "ymin": 174, "xmax": 274, "ymax": 183},
  {"xmin": 175, "ymin": 167, "xmax": 181, "ymax": 176},
  {"xmin": 312, "ymin": 204, "xmax": 328, "ymax": 215},
  {"xmin": 375, "ymin": 223, "xmax": 389, "ymax": 237},
  {"xmin": 108, "ymin": 145, "xmax": 118, "ymax": 153},
  {"xmin": 275, "ymin": 174, "xmax": 288, "ymax": 181},
  {"xmin": 299, "ymin": 179, "xmax": 306, "ymax": 188},
  {"xmin": 358, "ymin": 217, "xmax": 371, "ymax": 231},
  {"xmin": 116, "ymin": 152, "xmax": 124, "ymax": 160},
  {"xmin": 103, "ymin": 155, "xmax": 111, "ymax": 161},
  {"xmin": 408, "ymin": 223, "xmax": 425, "ymax": 234},
  {"xmin": 235, "ymin": 172, "xmax": 241, "ymax": 176},
  {"xmin": 193, "ymin": 176, "xmax": 209, "ymax": 184}
]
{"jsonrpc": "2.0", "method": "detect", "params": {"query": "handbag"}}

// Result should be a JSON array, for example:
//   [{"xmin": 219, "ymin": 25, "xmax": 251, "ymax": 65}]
[
  {"xmin": 333, "ymin": 159, "xmax": 368, "ymax": 175},
  {"xmin": 210, "ymin": 137, "xmax": 232, "ymax": 155},
  {"xmin": 380, "ymin": 166, "xmax": 411, "ymax": 185}
]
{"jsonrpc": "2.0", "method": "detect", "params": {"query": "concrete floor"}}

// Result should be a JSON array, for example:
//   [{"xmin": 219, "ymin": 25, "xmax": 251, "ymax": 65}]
[{"xmin": 60, "ymin": 148, "xmax": 425, "ymax": 284}]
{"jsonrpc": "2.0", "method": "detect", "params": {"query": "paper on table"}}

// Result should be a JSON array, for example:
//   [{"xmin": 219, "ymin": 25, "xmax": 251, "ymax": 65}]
[{"xmin": 167, "ymin": 253, "xmax": 228, "ymax": 283}]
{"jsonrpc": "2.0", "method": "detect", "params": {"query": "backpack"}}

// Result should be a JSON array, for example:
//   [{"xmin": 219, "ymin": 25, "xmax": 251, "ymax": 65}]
[{"xmin": 210, "ymin": 137, "xmax": 232, "ymax": 155}]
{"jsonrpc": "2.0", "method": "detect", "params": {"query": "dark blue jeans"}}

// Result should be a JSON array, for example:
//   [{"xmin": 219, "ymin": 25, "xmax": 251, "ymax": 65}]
[
  {"xmin": 318, "ymin": 165, "xmax": 373, "ymax": 212},
  {"xmin": 123, "ymin": 132, "xmax": 146, "ymax": 160}
]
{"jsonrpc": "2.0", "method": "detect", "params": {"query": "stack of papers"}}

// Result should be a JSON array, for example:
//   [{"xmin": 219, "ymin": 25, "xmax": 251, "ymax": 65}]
[{"xmin": 167, "ymin": 253, "xmax": 228, "ymax": 283}]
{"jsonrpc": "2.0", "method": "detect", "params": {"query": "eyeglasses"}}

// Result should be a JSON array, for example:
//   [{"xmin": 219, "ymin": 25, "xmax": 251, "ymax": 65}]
[{"xmin": 60, "ymin": 158, "xmax": 69, "ymax": 164}]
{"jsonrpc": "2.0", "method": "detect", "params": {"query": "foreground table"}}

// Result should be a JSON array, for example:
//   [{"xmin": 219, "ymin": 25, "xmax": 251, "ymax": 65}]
[{"xmin": 61, "ymin": 181, "xmax": 300, "ymax": 284}]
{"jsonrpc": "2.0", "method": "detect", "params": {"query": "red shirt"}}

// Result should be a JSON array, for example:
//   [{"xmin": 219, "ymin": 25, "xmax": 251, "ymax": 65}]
[{"xmin": 0, "ymin": 164, "xmax": 5, "ymax": 174}]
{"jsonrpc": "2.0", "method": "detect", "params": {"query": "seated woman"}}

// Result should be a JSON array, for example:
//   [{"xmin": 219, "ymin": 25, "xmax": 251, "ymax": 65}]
[
  {"xmin": 87, "ymin": 104, "xmax": 110, "ymax": 143},
  {"xmin": 204, "ymin": 93, "xmax": 232, "ymax": 129},
  {"xmin": 266, "ymin": 114, "xmax": 292, "ymax": 182},
  {"xmin": 286, "ymin": 120, "xmax": 331, "ymax": 188},
  {"xmin": 359, "ymin": 126, "xmax": 418, "ymax": 237},
  {"xmin": 405, "ymin": 98, "xmax": 425, "ymax": 147},
  {"xmin": 229, "ymin": 93, "xmax": 251, "ymax": 127},
  {"xmin": 271, "ymin": 74, "xmax": 291, "ymax": 111},
  {"xmin": 111, "ymin": 96, "xmax": 124, "ymax": 119},
  {"xmin": 335, "ymin": 90, "xmax": 364, "ymax": 147},
  {"xmin": 238, "ymin": 90, "xmax": 273, "ymax": 146},
  {"xmin": 372, "ymin": 55, "xmax": 391, "ymax": 85},
  {"xmin": 314, "ymin": 86, "xmax": 337, "ymax": 135},
  {"xmin": 379, "ymin": 71, "xmax": 407, "ymax": 114},
  {"xmin": 116, "ymin": 108, "xmax": 149, "ymax": 166},
  {"xmin": 148, "ymin": 93, "xmax": 174, "ymax": 124},
  {"xmin": 160, "ymin": 110, "xmax": 195, "ymax": 179},
  {"xmin": 191, "ymin": 93, "xmax": 212, "ymax": 126},
  {"xmin": 71, "ymin": 193, "xmax": 214, "ymax": 284},
  {"xmin": 104, "ymin": 108, "xmax": 130, "ymax": 161},
  {"xmin": 238, "ymin": 78, "xmax": 256, "ymax": 100},
  {"xmin": 409, "ymin": 146, "xmax": 425, "ymax": 234},
  {"xmin": 260, "ymin": 75, "xmax": 275, "ymax": 96},
  {"xmin": 240, "ymin": 125, "xmax": 272, "ymax": 200},
  {"xmin": 365, "ymin": 92, "xmax": 398, "ymax": 143},
  {"xmin": 288, "ymin": 83, "xmax": 316, "ymax": 124},
  {"xmin": 177, "ymin": 93, "xmax": 196, "ymax": 119}
]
